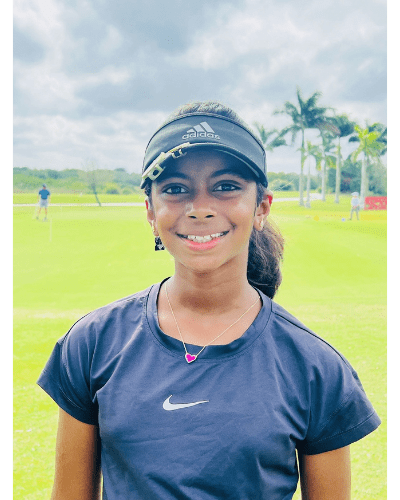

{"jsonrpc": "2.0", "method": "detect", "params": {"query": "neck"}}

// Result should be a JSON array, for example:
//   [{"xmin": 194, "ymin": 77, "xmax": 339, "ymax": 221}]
[{"xmin": 167, "ymin": 261, "xmax": 257, "ymax": 314}]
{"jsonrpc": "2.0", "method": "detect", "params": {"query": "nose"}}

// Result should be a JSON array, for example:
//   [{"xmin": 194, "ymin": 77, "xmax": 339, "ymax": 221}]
[{"xmin": 185, "ymin": 192, "xmax": 216, "ymax": 220}]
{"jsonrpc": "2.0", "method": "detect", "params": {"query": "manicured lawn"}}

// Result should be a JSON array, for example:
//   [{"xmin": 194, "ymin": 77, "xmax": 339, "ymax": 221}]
[
  {"xmin": 13, "ymin": 192, "xmax": 145, "ymax": 205},
  {"xmin": 13, "ymin": 197, "xmax": 386, "ymax": 499}
]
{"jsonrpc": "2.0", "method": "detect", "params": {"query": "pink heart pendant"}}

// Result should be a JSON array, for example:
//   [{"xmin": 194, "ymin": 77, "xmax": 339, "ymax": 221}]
[{"xmin": 185, "ymin": 353, "xmax": 196, "ymax": 363}]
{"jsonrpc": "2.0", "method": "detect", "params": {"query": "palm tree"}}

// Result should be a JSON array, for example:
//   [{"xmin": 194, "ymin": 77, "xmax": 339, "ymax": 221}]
[
  {"xmin": 329, "ymin": 115, "xmax": 356, "ymax": 203},
  {"xmin": 350, "ymin": 124, "xmax": 386, "ymax": 209},
  {"xmin": 300, "ymin": 141, "xmax": 321, "ymax": 207},
  {"xmin": 253, "ymin": 123, "xmax": 287, "ymax": 152},
  {"xmin": 315, "ymin": 124, "xmax": 338, "ymax": 201},
  {"xmin": 275, "ymin": 87, "xmax": 329, "ymax": 206},
  {"xmin": 368, "ymin": 123, "xmax": 387, "ymax": 155}
]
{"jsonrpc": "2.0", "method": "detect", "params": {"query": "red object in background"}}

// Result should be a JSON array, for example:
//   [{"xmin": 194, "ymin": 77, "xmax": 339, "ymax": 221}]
[{"xmin": 364, "ymin": 196, "xmax": 387, "ymax": 210}]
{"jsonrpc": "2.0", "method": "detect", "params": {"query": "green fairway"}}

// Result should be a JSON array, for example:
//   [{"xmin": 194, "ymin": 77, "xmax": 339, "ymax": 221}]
[
  {"xmin": 13, "ymin": 192, "xmax": 145, "ymax": 205},
  {"xmin": 14, "ymin": 197, "xmax": 386, "ymax": 499}
]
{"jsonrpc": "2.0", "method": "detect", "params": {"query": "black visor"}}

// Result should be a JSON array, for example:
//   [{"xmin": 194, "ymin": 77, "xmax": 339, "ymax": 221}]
[{"xmin": 140, "ymin": 112, "xmax": 267, "ymax": 189}]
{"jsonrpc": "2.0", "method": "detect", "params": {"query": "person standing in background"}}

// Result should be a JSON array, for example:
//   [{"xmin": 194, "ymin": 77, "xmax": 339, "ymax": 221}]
[
  {"xmin": 349, "ymin": 192, "xmax": 360, "ymax": 220},
  {"xmin": 37, "ymin": 183, "xmax": 51, "ymax": 221}
]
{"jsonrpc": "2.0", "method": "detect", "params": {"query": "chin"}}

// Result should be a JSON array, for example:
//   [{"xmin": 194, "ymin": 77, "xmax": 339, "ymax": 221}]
[{"xmin": 175, "ymin": 251, "xmax": 248, "ymax": 276}]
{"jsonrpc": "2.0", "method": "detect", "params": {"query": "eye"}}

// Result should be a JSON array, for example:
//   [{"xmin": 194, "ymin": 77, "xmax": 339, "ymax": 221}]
[
  {"xmin": 214, "ymin": 182, "xmax": 241, "ymax": 192},
  {"xmin": 163, "ymin": 184, "xmax": 188, "ymax": 195}
]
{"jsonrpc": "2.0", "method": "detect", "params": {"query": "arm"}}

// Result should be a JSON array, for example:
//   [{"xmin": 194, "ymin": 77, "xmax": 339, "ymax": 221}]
[
  {"xmin": 299, "ymin": 446, "xmax": 351, "ymax": 500},
  {"xmin": 51, "ymin": 408, "xmax": 101, "ymax": 500}
]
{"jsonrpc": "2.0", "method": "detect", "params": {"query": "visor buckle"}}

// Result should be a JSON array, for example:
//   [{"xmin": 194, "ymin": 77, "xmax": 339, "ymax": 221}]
[
  {"xmin": 147, "ymin": 163, "xmax": 164, "ymax": 181},
  {"xmin": 141, "ymin": 152, "xmax": 167, "ymax": 182},
  {"xmin": 141, "ymin": 143, "xmax": 191, "ymax": 184},
  {"xmin": 169, "ymin": 142, "xmax": 190, "ymax": 159},
  {"xmin": 171, "ymin": 148, "xmax": 187, "ymax": 159}
]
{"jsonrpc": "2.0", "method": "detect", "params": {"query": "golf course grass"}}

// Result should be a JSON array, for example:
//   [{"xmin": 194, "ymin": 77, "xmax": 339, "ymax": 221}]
[
  {"xmin": 13, "ymin": 192, "xmax": 145, "ymax": 205},
  {"xmin": 14, "ymin": 194, "xmax": 386, "ymax": 499}
]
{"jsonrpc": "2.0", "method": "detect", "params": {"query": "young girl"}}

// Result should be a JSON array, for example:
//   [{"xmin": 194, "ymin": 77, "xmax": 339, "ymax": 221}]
[{"xmin": 38, "ymin": 101, "xmax": 380, "ymax": 500}]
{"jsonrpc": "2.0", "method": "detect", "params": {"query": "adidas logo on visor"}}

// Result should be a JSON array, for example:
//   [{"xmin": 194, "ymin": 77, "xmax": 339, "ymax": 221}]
[{"xmin": 182, "ymin": 121, "xmax": 220, "ymax": 140}]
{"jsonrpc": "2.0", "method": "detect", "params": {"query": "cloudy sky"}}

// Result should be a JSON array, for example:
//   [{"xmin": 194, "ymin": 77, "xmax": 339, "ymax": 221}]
[{"xmin": 13, "ymin": 0, "xmax": 387, "ymax": 175}]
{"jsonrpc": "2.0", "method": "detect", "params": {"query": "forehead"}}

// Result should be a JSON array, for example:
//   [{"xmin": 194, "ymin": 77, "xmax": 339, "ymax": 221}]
[{"xmin": 156, "ymin": 150, "xmax": 255, "ymax": 182}]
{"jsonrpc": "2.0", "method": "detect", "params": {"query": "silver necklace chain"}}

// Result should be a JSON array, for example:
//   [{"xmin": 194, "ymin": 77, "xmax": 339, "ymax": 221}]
[{"xmin": 165, "ymin": 282, "xmax": 260, "ymax": 363}]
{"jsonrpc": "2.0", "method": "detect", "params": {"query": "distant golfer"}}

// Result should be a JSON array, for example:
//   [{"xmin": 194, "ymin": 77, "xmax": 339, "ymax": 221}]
[
  {"xmin": 349, "ymin": 191, "xmax": 360, "ymax": 220},
  {"xmin": 37, "ymin": 184, "xmax": 51, "ymax": 221}
]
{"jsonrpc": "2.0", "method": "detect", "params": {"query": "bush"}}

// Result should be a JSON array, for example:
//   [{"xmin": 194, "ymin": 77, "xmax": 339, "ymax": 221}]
[{"xmin": 105, "ymin": 182, "xmax": 120, "ymax": 195}]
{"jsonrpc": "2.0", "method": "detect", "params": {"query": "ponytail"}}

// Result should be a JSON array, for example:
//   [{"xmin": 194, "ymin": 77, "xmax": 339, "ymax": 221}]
[{"xmin": 247, "ymin": 184, "xmax": 284, "ymax": 299}]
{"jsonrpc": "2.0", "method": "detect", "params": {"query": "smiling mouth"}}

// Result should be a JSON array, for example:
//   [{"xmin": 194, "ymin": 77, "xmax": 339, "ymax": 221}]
[{"xmin": 177, "ymin": 231, "xmax": 229, "ymax": 243}]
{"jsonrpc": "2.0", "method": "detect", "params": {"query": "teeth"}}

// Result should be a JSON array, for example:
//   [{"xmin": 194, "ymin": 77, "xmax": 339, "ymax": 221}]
[{"xmin": 185, "ymin": 232, "xmax": 225, "ymax": 242}]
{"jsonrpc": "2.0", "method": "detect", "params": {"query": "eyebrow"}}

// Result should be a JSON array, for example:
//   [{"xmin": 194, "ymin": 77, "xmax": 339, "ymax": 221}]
[
  {"xmin": 156, "ymin": 171, "xmax": 189, "ymax": 183},
  {"xmin": 210, "ymin": 167, "xmax": 247, "ymax": 179},
  {"xmin": 157, "ymin": 167, "xmax": 247, "ymax": 183}
]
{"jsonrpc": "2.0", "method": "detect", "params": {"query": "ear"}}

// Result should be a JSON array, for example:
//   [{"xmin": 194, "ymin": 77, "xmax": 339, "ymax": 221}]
[
  {"xmin": 254, "ymin": 190, "xmax": 272, "ymax": 231},
  {"xmin": 145, "ymin": 197, "xmax": 158, "ymax": 236}
]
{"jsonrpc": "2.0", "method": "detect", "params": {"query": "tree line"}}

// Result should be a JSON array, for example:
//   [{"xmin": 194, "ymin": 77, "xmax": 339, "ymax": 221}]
[
  {"xmin": 13, "ymin": 164, "xmax": 385, "ymax": 201},
  {"xmin": 13, "ymin": 167, "xmax": 143, "ymax": 195},
  {"xmin": 254, "ymin": 86, "xmax": 387, "ymax": 208}
]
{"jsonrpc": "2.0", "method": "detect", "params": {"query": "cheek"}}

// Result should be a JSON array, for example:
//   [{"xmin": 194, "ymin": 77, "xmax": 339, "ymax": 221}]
[
  {"xmin": 233, "ymin": 194, "xmax": 257, "ymax": 225},
  {"xmin": 152, "ymin": 203, "xmax": 180, "ymax": 233}
]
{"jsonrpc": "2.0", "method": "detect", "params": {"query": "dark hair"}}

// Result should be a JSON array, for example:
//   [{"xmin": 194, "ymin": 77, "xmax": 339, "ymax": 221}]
[
  {"xmin": 144, "ymin": 100, "xmax": 284, "ymax": 299},
  {"xmin": 249, "ymin": 184, "xmax": 284, "ymax": 298}
]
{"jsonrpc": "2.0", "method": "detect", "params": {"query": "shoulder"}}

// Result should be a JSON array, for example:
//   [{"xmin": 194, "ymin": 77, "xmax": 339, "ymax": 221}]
[
  {"xmin": 79, "ymin": 285, "xmax": 151, "ymax": 325},
  {"xmin": 59, "ymin": 285, "xmax": 155, "ymax": 352},
  {"xmin": 267, "ymin": 300, "xmax": 354, "ymax": 375},
  {"xmin": 266, "ymin": 300, "xmax": 381, "ymax": 454}
]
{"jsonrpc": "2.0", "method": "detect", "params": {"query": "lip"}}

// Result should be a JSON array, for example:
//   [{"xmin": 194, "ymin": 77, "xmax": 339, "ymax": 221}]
[{"xmin": 177, "ymin": 230, "xmax": 229, "ymax": 251}]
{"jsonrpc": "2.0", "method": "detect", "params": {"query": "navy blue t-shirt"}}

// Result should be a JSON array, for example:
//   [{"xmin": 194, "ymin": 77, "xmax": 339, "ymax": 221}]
[{"xmin": 37, "ymin": 282, "xmax": 380, "ymax": 500}]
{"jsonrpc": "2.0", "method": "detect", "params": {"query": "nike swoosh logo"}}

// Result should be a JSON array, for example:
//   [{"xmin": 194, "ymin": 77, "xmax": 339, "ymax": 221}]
[{"xmin": 163, "ymin": 395, "xmax": 209, "ymax": 411}]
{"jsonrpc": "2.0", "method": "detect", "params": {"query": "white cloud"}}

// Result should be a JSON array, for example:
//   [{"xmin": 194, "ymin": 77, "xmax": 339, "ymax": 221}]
[
  {"xmin": 98, "ymin": 25, "xmax": 124, "ymax": 57},
  {"xmin": 78, "ymin": 66, "xmax": 132, "ymax": 87},
  {"xmin": 13, "ymin": 0, "xmax": 386, "ymax": 174},
  {"xmin": 172, "ymin": 10, "xmax": 265, "ymax": 70},
  {"xmin": 14, "ymin": 0, "xmax": 65, "ymax": 40},
  {"xmin": 13, "ymin": 110, "xmax": 166, "ymax": 171},
  {"xmin": 174, "ymin": 0, "xmax": 385, "ymax": 83}
]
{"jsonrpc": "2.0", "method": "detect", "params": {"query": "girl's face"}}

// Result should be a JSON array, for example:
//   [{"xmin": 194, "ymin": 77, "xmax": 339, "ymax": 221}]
[{"xmin": 146, "ymin": 151, "xmax": 270, "ymax": 275}]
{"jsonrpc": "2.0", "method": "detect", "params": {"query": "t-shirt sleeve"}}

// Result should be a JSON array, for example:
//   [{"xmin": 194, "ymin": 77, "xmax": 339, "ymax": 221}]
[
  {"xmin": 37, "ymin": 316, "xmax": 99, "ymax": 425},
  {"xmin": 297, "ymin": 344, "xmax": 381, "ymax": 455}
]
